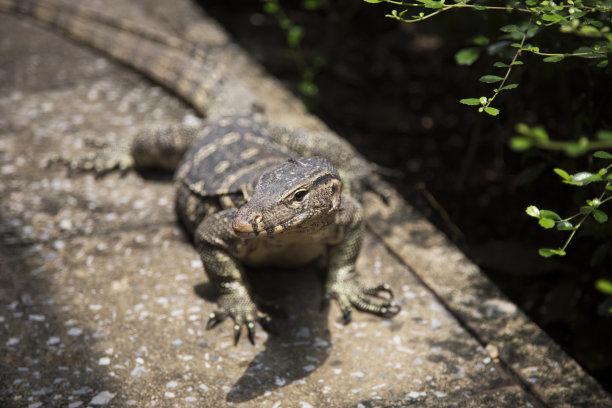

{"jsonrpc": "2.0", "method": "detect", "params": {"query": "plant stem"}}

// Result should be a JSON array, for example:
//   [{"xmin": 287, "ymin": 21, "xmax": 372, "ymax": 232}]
[{"xmin": 483, "ymin": 22, "xmax": 529, "ymax": 110}]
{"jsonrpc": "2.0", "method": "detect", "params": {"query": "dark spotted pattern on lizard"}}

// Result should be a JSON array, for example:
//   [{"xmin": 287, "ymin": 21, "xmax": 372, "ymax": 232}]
[{"xmin": 1, "ymin": 0, "xmax": 400, "ymax": 345}]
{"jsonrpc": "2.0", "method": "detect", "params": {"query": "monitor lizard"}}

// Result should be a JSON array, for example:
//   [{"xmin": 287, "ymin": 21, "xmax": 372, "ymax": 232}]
[{"xmin": 1, "ymin": 0, "xmax": 401, "ymax": 345}]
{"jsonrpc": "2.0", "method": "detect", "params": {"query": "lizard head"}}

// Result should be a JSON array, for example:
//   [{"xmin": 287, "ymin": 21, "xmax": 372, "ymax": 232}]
[{"xmin": 232, "ymin": 157, "xmax": 342, "ymax": 238}]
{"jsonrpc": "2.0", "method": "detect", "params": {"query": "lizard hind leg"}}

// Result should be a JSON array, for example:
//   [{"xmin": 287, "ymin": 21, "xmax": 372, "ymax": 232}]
[{"xmin": 66, "ymin": 125, "xmax": 199, "ymax": 175}]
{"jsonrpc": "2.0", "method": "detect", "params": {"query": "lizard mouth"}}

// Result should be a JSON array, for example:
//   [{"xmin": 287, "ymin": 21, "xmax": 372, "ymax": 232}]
[
  {"xmin": 233, "ymin": 210, "xmax": 317, "ymax": 239},
  {"xmin": 234, "ymin": 230, "xmax": 258, "ymax": 239}
]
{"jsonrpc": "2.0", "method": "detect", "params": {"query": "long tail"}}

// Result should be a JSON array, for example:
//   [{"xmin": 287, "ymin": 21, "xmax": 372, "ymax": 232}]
[{"xmin": 0, "ymin": 0, "xmax": 260, "ymax": 117}]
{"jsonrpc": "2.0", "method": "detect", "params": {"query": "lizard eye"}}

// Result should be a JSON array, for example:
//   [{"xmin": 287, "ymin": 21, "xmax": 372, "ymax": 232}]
[{"xmin": 292, "ymin": 189, "xmax": 307, "ymax": 202}]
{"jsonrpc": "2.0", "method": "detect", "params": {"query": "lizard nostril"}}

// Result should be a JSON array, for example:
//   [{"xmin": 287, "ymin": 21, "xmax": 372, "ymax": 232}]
[{"xmin": 253, "ymin": 213, "xmax": 262, "ymax": 224}]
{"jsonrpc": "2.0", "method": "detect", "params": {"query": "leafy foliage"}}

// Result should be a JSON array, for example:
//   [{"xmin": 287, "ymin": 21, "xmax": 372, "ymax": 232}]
[
  {"xmin": 261, "ymin": 0, "xmax": 328, "ymax": 96},
  {"xmin": 525, "ymin": 152, "xmax": 612, "ymax": 257},
  {"xmin": 364, "ymin": 0, "xmax": 612, "ymax": 115},
  {"xmin": 362, "ymin": 0, "xmax": 612, "ymax": 301},
  {"xmin": 511, "ymin": 124, "xmax": 612, "ymax": 156}
]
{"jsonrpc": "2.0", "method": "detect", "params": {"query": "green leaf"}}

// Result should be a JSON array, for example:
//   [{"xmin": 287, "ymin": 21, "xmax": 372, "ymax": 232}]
[
  {"xmin": 541, "ymin": 13, "xmax": 564, "ymax": 23},
  {"xmin": 500, "ymin": 84, "xmax": 519, "ymax": 90},
  {"xmin": 593, "ymin": 150, "xmax": 612, "ymax": 159},
  {"xmin": 298, "ymin": 80, "xmax": 319, "ymax": 97},
  {"xmin": 302, "ymin": 0, "xmax": 325, "ymax": 10},
  {"xmin": 593, "ymin": 209, "xmax": 609, "ymax": 223},
  {"xmin": 455, "ymin": 47, "xmax": 481, "ymax": 66},
  {"xmin": 596, "ymin": 279, "xmax": 612, "ymax": 295},
  {"xmin": 263, "ymin": 2, "xmax": 279, "ymax": 13},
  {"xmin": 515, "ymin": 124, "xmax": 549, "ymax": 142},
  {"xmin": 564, "ymin": 142, "xmax": 588, "ymax": 157},
  {"xmin": 571, "ymin": 172, "xmax": 596, "ymax": 186},
  {"xmin": 543, "ymin": 55, "xmax": 564, "ymax": 62},
  {"xmin": 510, "ymin": 137, "xmax": 532, "ymax": 151},
  {"xmin": 538, "ymin": 218, "xmax": 556, "ymax": 229},
  {"xmin": 526, "ymin": 205, "xmax": 540, "ymax": 218},
  {"xmin": 573, "ymin": 46, "xmax": 601, "ymax": 58},
  {"xmin": 531, "ymin": 126, "xmax": 549, "ymax": 142},
  {"xmin": 459, "ymin": 98, "xmax": 481, "ymax": 106},
  {"xmin": 472, "ymin": 35, "xmax": 489, "ymax": 46},
  {"xmin": 579, "ymin": 25, "xmax": 602, "ymax": 36},
  {"xmin": 539, "ymin": 248, "xmax": 566, "ymax": 257},
  {"xmin": 484, "ymin": 107, "xmax": 500, "ymax": 116},
  {"xmin": 540, "ymin": 210, "xmax": 561, "ymax": 220},
  {"xmin": 553, "ymin": 168, "xmax": 571, "ymax": 180},
  {"xmin": 500, "ymin": 24, "xmax": 522, "ymax": 34},
  {"xmin": 417, "ymin": 0, "xmax": 443, "ymax": 9},
  {"xmin": 557, "ymin": 221, "xmax": 574, "ymax": 231},
  {"xmin": 596, "ymin": 131, "xmax": 612, "ymax": 141},
  {"xmin": 580, "ymin": 205, "xmax": 594, "ymax": 215},
  {"xmin": 479, "ymin": 75, "xmax": 504, "ymax": 83},
  {"xmin": 493, "ymin": 62, "xmax": 510, "ymax": 68},
  {"xmin": 287, "ymin": 26, "xmax": 304, "ymax": 47},
  {"xmin": 363, "ymin": 0, "xmax": 384, "ymax": 3}
]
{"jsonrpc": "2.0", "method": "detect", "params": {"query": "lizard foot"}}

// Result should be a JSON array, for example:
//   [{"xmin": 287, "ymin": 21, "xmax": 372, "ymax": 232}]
[
  {"xmin": 48, "ymin": 139, "xmax": 134, "ymax": 176},
  {"xmin": 68, "ymin": 146, "xmax": 134, "ymax": 176},
  {"xmin": 205, "ymin": 294, "xmax": 273, "ymax": 346},
  {"xmin": 324, "ymin": 280, "xmax": 401, "ymax": 324}
]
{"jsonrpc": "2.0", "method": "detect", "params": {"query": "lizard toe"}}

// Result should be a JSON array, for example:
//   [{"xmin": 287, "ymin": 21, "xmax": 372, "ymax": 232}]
[
  {"xmin": 206, "ymin": 310, "xmax": 229, "ymax": 330},
  {"xmin": 363, "ymin": 283, "xmax": 395, "ymax": 300},
  {"xmin": 328, "ymin": 279, "xmax": 401, "ymax": 322}
]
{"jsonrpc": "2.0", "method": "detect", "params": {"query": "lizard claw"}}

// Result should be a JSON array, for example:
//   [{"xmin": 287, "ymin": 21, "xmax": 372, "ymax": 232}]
[
  {"xmin": 246, "ymin": 322, "xmax": 256, "ymax": 345},
  {"xmin": 326, "ymin": 279, "xmax": 401, "ymax": 323},
  {"xmin": 341, "ymin": 308, "xmax": 352, "ymax": 325},
  {"xmin": 204, "ymin": 294, "xmax": 272, "ymax": 345},
  {"xmin": 363, "ymin": 283, "xmax": 394, "ymax": 300},
  {"xmin": 233, "ymin": 323, "xmax": 242, "ymax": 346},
  {"xmin": 206, "ymin": 311, "xmax": 228, "ymax": 330}
]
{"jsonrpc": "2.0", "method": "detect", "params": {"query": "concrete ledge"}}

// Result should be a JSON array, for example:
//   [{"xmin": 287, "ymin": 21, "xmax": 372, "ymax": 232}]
[
  {"xmin": 0, "ymin": 1, "xmax": 610, "ymax": 407},
  {"xmin": 364, "ymin": 193, "xmax": 611, "ymax": 407}
]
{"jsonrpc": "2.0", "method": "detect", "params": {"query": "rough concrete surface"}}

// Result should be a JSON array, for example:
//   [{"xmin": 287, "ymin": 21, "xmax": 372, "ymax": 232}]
[{"xmin": 0, "ymin": 1, "xmax": 610, "ymax": 407}]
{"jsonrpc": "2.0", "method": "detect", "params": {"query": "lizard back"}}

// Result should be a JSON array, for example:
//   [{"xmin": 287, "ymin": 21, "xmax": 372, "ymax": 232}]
[
  {"xmin": 176, "ymin": 115, "xmax": 295, "ymax": 199},
  {"xmin": 173, "ymin": 114, "xmax": 298, "ymax": 235}
]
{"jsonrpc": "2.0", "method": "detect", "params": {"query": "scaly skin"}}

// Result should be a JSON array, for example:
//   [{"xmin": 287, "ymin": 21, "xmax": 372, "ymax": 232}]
[{"xmin": 1, "ymin": 0, "xmax": 401, "ymax": 344}]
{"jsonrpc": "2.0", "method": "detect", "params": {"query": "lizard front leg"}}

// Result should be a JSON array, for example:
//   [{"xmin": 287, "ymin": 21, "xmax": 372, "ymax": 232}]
[
  {"xmin": 194, "ymin": 209, "xmax": 270, "ymax": 345},
  {"xmin": 325, "ymin": 195, "xmax": 400, "ymax": 323}
]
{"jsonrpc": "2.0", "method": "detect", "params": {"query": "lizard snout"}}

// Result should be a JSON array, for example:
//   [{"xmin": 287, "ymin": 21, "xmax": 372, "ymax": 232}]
[{"xmin": 232, "ymin": 211, "xmax": 263, "ymax": 238}]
